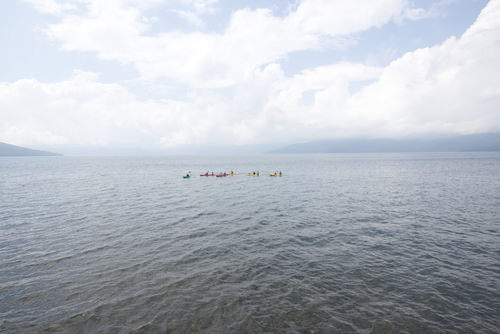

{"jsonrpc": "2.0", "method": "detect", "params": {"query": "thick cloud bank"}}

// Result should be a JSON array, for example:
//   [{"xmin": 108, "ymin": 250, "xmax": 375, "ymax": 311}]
[{"xmin": 2, "ymin": 0, "xmax": 499, "ymax": 150}]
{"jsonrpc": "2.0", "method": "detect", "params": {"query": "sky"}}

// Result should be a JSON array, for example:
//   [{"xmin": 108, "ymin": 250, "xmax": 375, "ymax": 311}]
[{"xmin": 0, "ymin": 0, "xmax": 499, "ymax": 154}]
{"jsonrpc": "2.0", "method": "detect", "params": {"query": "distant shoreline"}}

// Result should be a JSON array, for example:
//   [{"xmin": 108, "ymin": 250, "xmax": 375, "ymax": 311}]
[
  {"xmin": 0, "ymin": 142, "xmax": 62, "ymax": 157},
  {"xmin": 271, "ymin": 133, "xmax": 500, "ymax": 154}
]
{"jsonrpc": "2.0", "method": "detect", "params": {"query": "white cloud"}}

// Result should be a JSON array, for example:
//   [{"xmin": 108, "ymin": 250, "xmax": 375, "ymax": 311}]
[
  {"xmin": 182, "ymin": 0, "xmax": 218, "ymax": 14},
  {"xmin": 0, "ymin": 71, "xmax": 200, "ymax": 148},
  {"xmin": 173, "ymin": 0, "xmax": 218, "ymax": 27},
  {"xmin": 286, "ymin": 0, "xmax": 407, "ymax": 36},
  {"xmin": 21, "ymin": 0, "xmax": 75, "ymax": 15},
  {"xmin": 350, "ymin": 0, "xmax": 500, "ymax": 137},
  {"xmin": 0, "ymin": 70, "xmax": 271, "ymax": 149},
  {"xmin": 260, "ymin": 0, "xmax": 500, "ymax": 141},
  {"xmin": 171, "ymin": 9, "xmax": 204, "ymax": 27},
  {"xmin": 39, "ymin": 0, "xmax": 420, "ymax": 88},
  {"xmin": 5, "ymin": 0, "xmax": 499, "ymax": 150}
]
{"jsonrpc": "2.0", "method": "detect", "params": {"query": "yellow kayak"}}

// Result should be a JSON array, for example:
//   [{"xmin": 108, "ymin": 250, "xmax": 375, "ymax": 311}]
[
  {"xmin": 247, "ymin": 173, "xmax": 260, "ymax": 176},
  {"xmin": 227, "ymin": 172, "xmax": 239, "ymax": 176},
  {"xmin": 269, "ymin": 173, "xmax": 282, "ymax": 176}
]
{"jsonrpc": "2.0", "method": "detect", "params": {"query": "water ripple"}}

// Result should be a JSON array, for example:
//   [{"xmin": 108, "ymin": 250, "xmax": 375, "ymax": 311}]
[{"xmin": 0, "ymin": 154, "xmax": 499, "ymax": 333}]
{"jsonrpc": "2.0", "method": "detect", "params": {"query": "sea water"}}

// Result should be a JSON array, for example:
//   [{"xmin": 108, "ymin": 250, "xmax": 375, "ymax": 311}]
[{"xmin": 1, "ymin": 153, "xmax": 499, "ymax": 333}]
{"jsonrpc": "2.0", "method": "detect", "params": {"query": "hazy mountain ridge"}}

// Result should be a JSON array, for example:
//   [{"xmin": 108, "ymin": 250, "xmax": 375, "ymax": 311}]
[
  {"xmin": 272, "ymin": 133, "xmax": 500, "ymax": 153},
  {"xmin": 0, "ymin": 142, "xmax": 62, "ymax": 156}
]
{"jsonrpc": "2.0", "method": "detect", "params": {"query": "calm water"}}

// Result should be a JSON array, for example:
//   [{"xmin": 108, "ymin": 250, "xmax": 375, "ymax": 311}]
[{"xmin": 1, "ymin": 153, "xmax": 499, "ymax": 333}]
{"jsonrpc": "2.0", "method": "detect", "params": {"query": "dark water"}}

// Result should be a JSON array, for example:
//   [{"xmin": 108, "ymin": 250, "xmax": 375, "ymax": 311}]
[{"xmin": 1, "ymin": 153, "xmax": 499, "ymax": 333}]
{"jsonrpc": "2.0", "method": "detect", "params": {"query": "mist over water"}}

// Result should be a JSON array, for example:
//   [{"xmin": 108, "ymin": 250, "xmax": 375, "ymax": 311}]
[{"xmin": 1, "ymin": 153, "xmax": 499, "ymax": 333}]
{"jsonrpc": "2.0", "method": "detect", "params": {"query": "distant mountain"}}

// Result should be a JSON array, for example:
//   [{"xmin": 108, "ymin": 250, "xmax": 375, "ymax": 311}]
[
  {"xmin": 0, "ymin": 142, "xmax": 62, "ymax": 156},
  {"xmin": 272, "ymin": 133, "xmax": 500, "ymax": 153}
]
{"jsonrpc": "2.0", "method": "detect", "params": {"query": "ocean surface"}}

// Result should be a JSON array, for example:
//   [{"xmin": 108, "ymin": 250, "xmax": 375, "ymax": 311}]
[{"xmin": 1, "ymin": 153, "xmax": 499, "ymax": 333}]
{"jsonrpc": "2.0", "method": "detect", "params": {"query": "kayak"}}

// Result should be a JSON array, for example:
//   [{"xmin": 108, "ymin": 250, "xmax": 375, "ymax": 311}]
[
  {"xmin": 183, "ymin": 175, "xmax": 191, "ymax": 179},
  {"xmin": 227, "ymin": 173, "xmax": 239, "ymax": 175},
  {"xmin": 216, "ymin": 174, "xmax": 227, "ymax": 177},
  {"xmin": 200, "ymin": 173, "xmax": 215, "ymax": 176},
  {"xmin": 247, "ymin": 174, "xmax": 260, "ymax": 176},
  {"xmin": 269, "ymin": 174, "xmax": 282, "ymax": 176}
]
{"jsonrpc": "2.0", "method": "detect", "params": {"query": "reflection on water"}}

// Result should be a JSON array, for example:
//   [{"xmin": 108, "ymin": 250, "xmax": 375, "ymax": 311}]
[{"xmin": 1, "ymin": 153, "xmax": 499, "ymax": 333}]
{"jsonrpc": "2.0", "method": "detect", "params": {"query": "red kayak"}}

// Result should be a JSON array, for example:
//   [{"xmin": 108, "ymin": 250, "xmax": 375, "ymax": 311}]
[
  {"xmin": 200, "ymin": 173, "xmax": 215, "ymax": 176},
  {"xmin": 216, "ymin": 174, "xmax": 227, "ymax": 177}
]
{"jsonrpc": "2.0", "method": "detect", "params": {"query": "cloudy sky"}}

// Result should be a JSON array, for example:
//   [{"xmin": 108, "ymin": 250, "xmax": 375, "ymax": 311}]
[{"xmin": 1, "ymin": 0, "xmax": 499, "ymax": 153}]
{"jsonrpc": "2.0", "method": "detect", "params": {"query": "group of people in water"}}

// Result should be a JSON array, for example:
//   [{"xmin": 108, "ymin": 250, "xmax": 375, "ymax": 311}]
[
  {"xmin": 249, "ymin": 171, "xmax": 282, "ymax": 176},
  {"xmin": 185, "ymin": 170, "xmax": 282, "ymax": 178}
]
